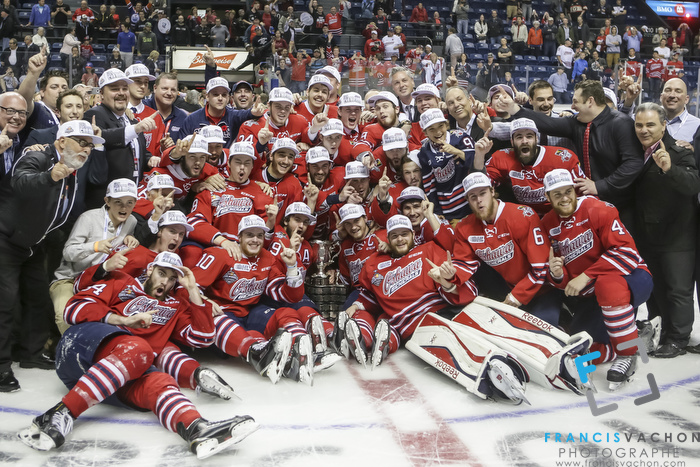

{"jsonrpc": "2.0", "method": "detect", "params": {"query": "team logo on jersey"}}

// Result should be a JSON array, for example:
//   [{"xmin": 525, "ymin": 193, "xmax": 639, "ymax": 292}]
[
  {"xmin": 275, "ymin": 231, "xmax": 286, "ymax": 239},
  {"xmin": 558, "ymin": 229, "xmax": 594, "ymax": 264},
  {"xmin": 468, "ymin": 235, "xmax": 485, "ymax": 243},
  {"xmin": 215, "ymin": 195, "xmax": 254, "ymax": 216},
  {"xmin": 234, "ymin": 263, "xmax": 251, "ymax": 272},
  {"xmin": 223, "ymin": 269, "xmax": 238, "ymax": 284},
  {"xmin": 118, "ymin": 286, "xmax": 138, "ymax": 302},
  {"xmin": 513, "ymin": 185, "xmax": 546, "ymax": 205},
  {"xmin": 378, "ymin": 260, "xmax": 392, "ymax": 270},
  {"xmin": 371, "ymin": 272, "xmax": 384, "ymax": 286},
  {"xmin": 349, "ymin": 258, "xmax": 365, "ymax": 284},
  {"xmin": 144, "ymin": 133, "xmax": 152, "ymax": 148},
  {"xmin": 229, "ymin": 277, "xmax": 268, "ymax": 301},
  {"xmin": 124, "ymin": 296, "xmax": 176, "ymax": 325},
  {"xmin": 382, "ymin": 259, "xmax": 422, "ymax": 296},
  {"xmin": 509, "ymin": 170, "xmax": 525, "ymax": 180},
  {"xmin": 563, "ymin": 218, "xmax": 576, "ymax": 230},
  {"xmin": 433, "ymin": 159, "xmax": 456, "ymax": 183},
  {"xmin": 484, "ymin": 227, "xmax": 498, "ymax": 238},
  {"xmin": 517, "ymin": 206, "xmax": 536, "ymax": 217},
  {"xmin": 555, "ymin": 149, "xmax": 572, "ymax": 162},
  {"xmin": 549, "ymin": 226, "xmax": 562, "ymax": 236},
  {"xmin": 219, "ymin": 123, "xmax": 230, "ymax": 141},
  {"xmin": 476, "ymin": 240, "xmax": 515, "ymax": 267}
]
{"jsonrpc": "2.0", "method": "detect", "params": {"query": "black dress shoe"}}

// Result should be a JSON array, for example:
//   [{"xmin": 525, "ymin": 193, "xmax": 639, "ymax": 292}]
[
  {"xmin": 0, "ymin": 370, "xmax": 20, "ymax": 392},
  {"xmin": 653, "ymin": 342, "xmax": 687, "ymax": 359},
  {"xmin": 686, "ymin": 344, "xmax": 700, "ymax": 354},
  {"xmin": 19, "ymin": 351, "xmax": 56, "ymax": 370}
]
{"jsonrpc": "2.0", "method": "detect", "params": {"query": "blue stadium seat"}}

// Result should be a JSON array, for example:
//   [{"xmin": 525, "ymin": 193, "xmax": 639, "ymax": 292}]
[
  {"xmin": 463, "ymin": 42, "xmax": 476, "ymax": 51},
  {"xmin": 476, "ymin": 42, "xmax": 489, "ymax": 51},
  {"xmin": 470, "ymin": 53, "xmax": 483, "ymax": 61},
  {"xmin": 93, "ymin": 44, "xmax": 105, "ymax": 53},
  {"xmin": 464, "ymin": 33, "xmax": 474, "ymax": 41},
  {"xmin": 51, "ymin": 43, "xmax": 61, "ymax": 51},
  {"xmin": 22, "ymin": 3, "xmax": 32, "ymax": 9},
  {"xmin": 514, "ymin": 55, "xmax": 525, "ymax": 63},
  {"xmin": 525, "ymin": 55, "xmax": 537, "ymax": 62}
]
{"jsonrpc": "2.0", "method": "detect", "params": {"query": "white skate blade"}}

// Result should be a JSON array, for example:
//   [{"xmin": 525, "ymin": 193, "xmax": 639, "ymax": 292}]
[
  {"xmin": 18, "ymin": 426, "xmax": 58, "ymax": 451},
  {"xmin": 195, "ymin": 420, "xmax": 260, "ymax": 460},
  {"xmin": 647, "ymin": 316, "xmax": 662, "ymax": 353},
  {"xmin": 488, "ymin": 360, "xmax": 530, "ymax": 405},
  {"xmin": 371, "ymin": 320, "xmax": 390, "ymax": 371},
  {"xmin": 562, "ymin": 355, "xmax": 597, "ymax": 394},
  {"xmin": 345, "ymin": 321, "xmax": 368, "ymax": 369},
  {"xmin": 196, "ymin": 370, "xmax": 240, "ymax": 401},
  {"xmin": 608, "ymin": 378, "xmax": 632, "ymax": 392},
  {"xmin": 297, "ymin": 335, "xmax": 315, "ymax": 386},
  {"xmin": 309, "ymin": 315, "xmax": 328, "ymax": 353},
  {"xmin": 313, "ymin": 351, "xmax": 343, "ymax": 373},
  {"xmin": 266, "ymin": 332, "xmax": 293, "ymax": 385}
]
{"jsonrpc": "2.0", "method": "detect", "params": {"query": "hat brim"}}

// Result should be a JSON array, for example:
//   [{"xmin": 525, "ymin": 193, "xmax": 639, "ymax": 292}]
[
  {"xmin": 106, "ymin": 190, "xmax": 138, "ymax": 199},
  {"xmin": 544, "ymin": 180, "xmax": 575, "ymax": 193},
  {"xmin": 238, "ymin": 224, "xmax": 271, "ymax": 234},
  {"xmin": 100, "ymin": 77, "xmax": 134, "ymax": 88},
  {"xmin": 320, "ymin": 128, "xmax": 344, "ymax": 136},
  {"xmin": 233, "ymin": 81, "xmax": 253, "ymax": 91},
  {"xmin": 463, "ymin": 181, "xmax": 492, "ymax": 194},
  {"xmin": 160, "ymin": 220, "xmax": 194, "ymax": 232},
  {"xmin": 269, "ymin": 97, "xmax": 295, "ymax": 104},
  {"xmin": 339, "ymin": 211, "xmax": 365, "ymax": 224},
  {"xmin": 383, "ymin": 141, "xmax": 407, "ymax": 151},
  {"xmin": 410, "ymin": 90, "xmax": 439, "ymax": 99},
  {"xmin": 149, "ymin": 185, "xmax": 183, "ymax": 194},
  {"xmin": 396, "ymin": 194, "xmax": 425, "ymax": 204},
  {"xmin": 205, "ymin": 136, "xmax": 227, "ymax": 144},
  {"xmin": 129, "ymin": 73, "xmax": 156, "ymax": 81},
  {"xmin": 308, "ymin": 80, "xmax": 334, "ymax": 91},
  {"xmin": 420, "ymin": 117, "xmax": 447, "ymax": 130}
]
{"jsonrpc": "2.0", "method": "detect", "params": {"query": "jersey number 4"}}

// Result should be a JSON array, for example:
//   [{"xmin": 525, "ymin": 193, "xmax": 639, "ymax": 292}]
[{"xmin": 611, "ymin": 220, "xmax": 626, "ymax": 235}]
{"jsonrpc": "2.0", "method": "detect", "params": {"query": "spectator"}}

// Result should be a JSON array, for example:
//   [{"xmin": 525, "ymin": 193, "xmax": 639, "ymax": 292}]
[
  {"xmin": 143, "ymin": 50, "xmax": 160, "ymax": 77},
  {"xmin": 556, "ymin": 38, "xmax": 575, "ymax": 78},
  {"xmin": 654, "ymin": 38, "xmax": 671, "ymax": 65},
  {"xmin": 311, "ymin": 4, "xmax": 325, "ymax": 34},
  {"xmin": 288, "ymin": 50, "xmax": 311, "ymax": 93},
  {"xmin": 595, "ymin": 27, "xmax": 607, "ymax": 55},
  {"xmin": 521, "ymin": 0, "xmax": 533, "ymax": 22},
  {"xmin": 51, "ymin": 0, "xmax": 71, "ymax": 40},
  {"xmin": 454, "ymin": 0, "xmax": 469, "ymax": 37},
  {"xmin": 474, "ymin": 14, "xmax": 488, "ymax": 43},
  {"xmin": 32, "ymin": 27, "xmax": 49, "ymax": 50},
  {"xmin": 542, "ymin": 17, "xmax": 557, "ymax": 58},
  {"xmin": 556, "ymin": 17, "xmax": 572, "ymax": 46},
  {"xmin": 0, "ymin": 39, "xmax": 22, "ymax": 77},
  {"xmin": 593, "ymin": 0, "xmax": 611, "ymax": 18},
  {"xmin": 511, "ymin": 16, "xmax": 528, "ymax": 56},
  {"xmin": 308, "ymin": 48, "xmax": 325, "ymax": 74},
  {"xmin": 171, "ymin": 15, "xmax": 191, "ymax": 46},
  {"xmin": 677, "ymin": 23, "xmax": 692, "ymax": 48},
  {"xmin": 479, "ymin": 53, "xmax": 499, "ymax": 89},
  {"xmin": 454, "ymin": 53, "xmax": 470, "ymax": 88},
  {"xmin": 81, "ymin": 63, "xmax": 97, "ymax": 86},
  {"xmin": 0, "ymin": 66, "xmax": 17, "ymax": 92},
  {"xmin": 27, "ymin": 0, "xmax": 52, "ymax": 31},
  {"xmin": 486, "ymin": 10, "xmax": 503, "ymax": 46},
  {"xmin": 409, "ymin": 3, "xmax": 428, "ymax": 23},
  {"xmin": 273, "ymin": 30, "xmax": 288, "ymax": 55},
  {"xmin": 76, "ymin": 14, "xmax": 94, "ymax": 43},
  {"xmin": 623, "ymin": 26, "xmax": 641, "ymax": 56},
  {"xmin": 109, "ymin": 48, "xmax": 124, "ymax": 70},
  {"xmin": 611, "ymin": 0, "xmax": 626, "ymax": 26},
  {"xmin": 137, "ymin": 23, "xmax": 158, "ymax": 61},
  {"xmin": 210, "ymin": 18, "xmax": 230, "ymax": 47},
  {"xmin": 326, "ymin": 6, "xmax": 342, "ymax": 35},
  {"xmin": 0, "ymin": 8, "xmax": 16, "ymax": 52},
  {"xmin": 394, "ymin": 25, "xmax": 407, "ymax": 57},
  {"xmin": 364, "ymin": 30, "xmax": 384, "ymax": 59},
  {"xmin": 645, "ymin": 50, "xmax": 664, "ymax": 102},
  {"xmin": 382, "ymin": 27, "xmax": 403, "ymax": 62},
  {"xmin": 572, "ymin": 51, "xmax": 588, "ymax": 83},
  {"xmin": 117, "ymin": 24, "xmax": 136, "ymax": 68},
  {"xmin": 60, "ymin": 27, "xmax": 80, "ymax": 69},
  {"xmin": 528, "ymin": 20, "xmax": 543, "ymax": 56},
  {"xmin": 375, "ymin": 8, "xmax": 390, "ymax": 36},
  {"xmin": 72, "ymin": 0, "xmax": 94, "ymax": 22},
  {"xmin": 663, "ymin": 51, "xmax": 684, "ymax": 82},
  {"xmin": 497, "ymin": 37, "xmax": 513, "ymax": 77},
  {"xmin": 348, "ymin": 51, "xmax": 367, "ymax": 92},
  {"xmin": 573, "ymin": 15, "xmax": 590, "ymax": 44},
  {"xmin": 505, "ymin": 0, "xmax": 518, "ymax": 20},
  {"xmin": 80, "ymin": 37, "xmax": 93, "ymax": 60},
  {"xmin": 547, "ymin": 67, "xmax": 569, "ymax": 103},
  {"xmin": 605, "ymin": 25, "xmax": 621, "ymax": 68},
  {"xmin": 444, "ymin": 28, "xmax": 463, "ymax": 68},
  {"xmin": 69, "ymin": 46, "xmax": 85, "ymax": 84}
]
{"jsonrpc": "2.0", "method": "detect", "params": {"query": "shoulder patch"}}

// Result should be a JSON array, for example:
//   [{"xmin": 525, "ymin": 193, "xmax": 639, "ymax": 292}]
[{"xmin": 518, "ymin": 205, "xmax": 535, "ymax": 217}]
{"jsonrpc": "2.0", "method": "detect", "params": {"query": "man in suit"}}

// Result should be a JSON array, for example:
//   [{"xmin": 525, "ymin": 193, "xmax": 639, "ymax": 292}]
[
  {"xmin": 83, "ymin": 68, "xmax": 157, "ymax": 209},
  {"xmin": 632, "ymin": 102, "xmax": 700, "ymax": 358}
]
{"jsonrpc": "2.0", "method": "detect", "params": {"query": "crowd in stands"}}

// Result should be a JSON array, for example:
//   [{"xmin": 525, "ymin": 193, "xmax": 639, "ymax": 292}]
[{"xmin": 3, "ymin": 0, "xmax": 700, "ymax": 458}]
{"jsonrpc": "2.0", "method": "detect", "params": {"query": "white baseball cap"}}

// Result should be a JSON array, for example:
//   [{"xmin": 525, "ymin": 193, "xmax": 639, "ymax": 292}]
[
  {"xmin": 125, "ymin": 63, "xmax": 155, "ymax": 81},
  {"xmin": 368, "ymin": 91, "xmax": 399, "ymax": 108},
  {"xmin": 146, "ymin": 174, "xmax": 183, "ymax": 194},
  {"xmin": 420, "ymin": 108, "xmax": 447, "ymax": 130},
  {"xmin": 338, "ymin": 92, "xmax": 364, "ymax": 108},
  {"xmin": 205, "ymin": 77, "xmax": 230, "ymax": 94},
  {"xmin": 271, "ymin": 137, "xmax": 299, "ymax": 155},
  {"xmin": 344, "ymin": 161, "xmax": 370, "ymax": 179},
  {"xmin": 98, "ymin": 68, "xmax": 133, "ymax": 89},
  {"xmin": 106, "ymin": 178, "xmax": 138, "ymax": 199},
  {"xmin": 285, "ymin": 202, "xmax": 315, "ymax": 221},
  {"xmin": 307, "ymin": 74, "xmax": 333, "ymax": 91},
  {"xmin": 229, "ymin": 142, "xmax": 256, "ymax": 160},
  {"xmin": 411, "ymin": 83, "xmax": 440, "ymax": 99},
  {"xmin": 603, "ymin": 87, "xmax": 618, "ymax": 108},
  {"xmin": 269, "ymin": 87, "xmax": 295, "ymax": 104},
  {"xmin": 339, "ymin": 203, "xmax": 365, "ymax": 224},
  {"xmin": 315, "ymin": 65, "xmax": 341, "ymax": 83},
  {"xmin": 382, "ymin": 127, "xmax": 407, "ymax": 151},
  {"xmin": 149, "ymin": 251, "xmax": 185, "ymax": 276},
  {"xmin": 462, "ymin": 172, "xmax": 492, "ymax": 195},
  {"xmin": 510, "ymin": 118, "xmax": 539, "ymax": 139},
  {"xmin": 543, "ymin": 169, "xmax": 575, "ymax": 192},
  {"xmin": 199, "ymin": 125, "xmax": 226, "ymax": 144},
  {"xmin": 238, "ymin": 214, "xmax": 270, "ymax": 234},
  {"xmin": 157, "ymin": 210, "xmax": 194, "ymax": 232},
  {"xmin": 56, "ymin": 120, "xmax": 105, "ymax": 145},
  {"xmin": 320, "ymin": 118, "xmax": 344, "ymax": 136},
  {"xmin": 306, "ymin": 146, "xmax": 331, "ymax": 164},
  {"xmin": 396, "ymin": 186, "xmax": 426, "ymax": 204},
  {"xmin": 386, "ymin": 214, "xmax": 413, "ymax": 234},
  {"xmin": 187, "ymin": 134, "xmax": 211, "ymax": 155}
]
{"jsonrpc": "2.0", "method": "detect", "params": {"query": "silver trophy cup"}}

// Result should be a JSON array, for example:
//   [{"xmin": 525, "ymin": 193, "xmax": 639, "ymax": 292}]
[{"xmin": 311, "ymin": 240, "xmax": 332, "ymax": 285}]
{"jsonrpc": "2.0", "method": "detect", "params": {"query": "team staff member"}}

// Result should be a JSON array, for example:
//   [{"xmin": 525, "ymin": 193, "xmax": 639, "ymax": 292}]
[
  {"xmin": 631, "ymin": 103, "xmax": 700, "ymax": 358},
  {"xmin": 142, "ymin": 72, "xmax": 188, "ymax": 139},
  {"xmin": 0, "ymin": 120, "xmax": 103, "ymax": 392}
]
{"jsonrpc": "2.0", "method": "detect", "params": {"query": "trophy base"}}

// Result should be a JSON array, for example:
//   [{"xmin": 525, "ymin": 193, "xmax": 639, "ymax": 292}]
[{"xmin": 311, "ymin": 275, "xmax": 330, "ymax": 286}]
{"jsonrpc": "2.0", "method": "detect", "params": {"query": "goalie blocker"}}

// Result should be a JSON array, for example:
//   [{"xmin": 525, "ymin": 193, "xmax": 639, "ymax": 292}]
[{"xmin": 406, "ymin": 297, "xmax": 594, "ymax": 402}]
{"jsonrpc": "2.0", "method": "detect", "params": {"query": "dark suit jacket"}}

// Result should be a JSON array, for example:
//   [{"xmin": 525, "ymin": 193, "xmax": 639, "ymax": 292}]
[
  {"xmin": 83, "ymin": 104, "xmax": 150, "ymax": 209},
  {"xmin": 0, "ymin": 47, "xmax": 23, "ymax": 75},
  {"xmin": 633, "ymin": 131, "xmax": 700, "ymax": 253},
  {"xmin": 25, "ymin": 126, "xmax": 109, "ymax": 220}
]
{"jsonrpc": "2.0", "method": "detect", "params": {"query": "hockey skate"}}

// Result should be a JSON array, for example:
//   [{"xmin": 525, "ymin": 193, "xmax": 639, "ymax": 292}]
[
  {"xmin": 607, "ymin": 354, "xmax": 637, "ymax": 391},
  {"xmin": 330, "ymin": 310, "xmax": 349, "ymax": 358},
  {"xmin": 562, "ymin": 353, "xmax": 597, "ymax": 394},
  {"xmin": 487, "ymin": 359, "xmax": 530, "ymax": 405},
  {"xmin": 194, "ymin": 367, "xmax": 239, "ymax": 401},
  {"xmin": 177, "ymin": 415, "xmax": 259, "ymax": 460},
  {"xmin": 307, "ymin": 314, "xmax": 328, "ymax": 353},
  {"xmin": 284, "ymin": 334, "xmax": 314, "ymax": 385},
  {"xmin": 637, "ymin": 316, "xmax": 662, "ymax": 355},
  {"xmin": 247, "ymin": 329, "xmax": 293, "ymax": 384},
  {"xmin": 18, "ymin": 402, "xmax": 75, "ymax": 451},
  {"xmin": 313, "ymin": 349, "xmax": 344, "ymax": 373},
  {"xmin": 344, "ymin": 318, "xmax": 368, "ymax": 368},
  {"xmin": 370, "ymin": 319, "xmax": 391, "ymax": 370}
]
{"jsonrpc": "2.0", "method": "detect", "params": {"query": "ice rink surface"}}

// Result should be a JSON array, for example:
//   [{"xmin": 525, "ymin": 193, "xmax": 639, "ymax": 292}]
[{"xmin": 2, "ymin": 305, "xmax": 700, "ymax": 467}]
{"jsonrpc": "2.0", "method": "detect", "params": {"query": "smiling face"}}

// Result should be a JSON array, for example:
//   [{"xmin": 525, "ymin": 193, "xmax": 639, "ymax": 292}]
[
  {"xmin": 0, "ymin": 94, "xmax": 29, "ymax": 137},
  {"xmin": 269, "ymin": 148, "xmax": 296, "ymax": 178},
  {"xmin": 466, "ymin": 186, "xmax": 497, "ymax": 222},
  {"xmin": 41, "ymin": 76, "xmax": 68, "ymax": 111},
  {"xmin": 530, "ymin": 87, "xmax": 555, "ymax": 115},
  {"xmin": 270, "ymin": 101, "xmax": 292, "ymax": 126},
  {"xmin": 546, "ymin": 187, "xmax": 577, "ymax": 223},
  {"xmin": 424, "ymin": 121, "xmax": 449, "ymax": 146},
  {"xmin": 101, "ymin": 81, "xmax": 130, "ymax": 115},
  {"xmin": 445, "ymin": 87, "xmax": 472, "ymax": 122},
  {"xmin": 144, "ymin": 266, "xmax": 178, "ymax": 301},
  {"xmin": 228, "ymin": 154, "xmax": 254, "ymax": 184},
  {"xmin": 343, "ymin": 216, "xmax": 369, "ymax": 241},
  {"xmin": 387, "ymin": 228, "xmax": 414, "ymax": 257},
  {"xmin": 284, "ymin": 214, "xmax": 310, "ymax": 238},
  {"xmin": 511, "ymin": 129, "xmax": 539, "ymax": 165},
  {"xmin": 347, "ymin": 177, "xmax": 370, "ymax": 200},
  {"xmin": 58, "ymin": 94, "xmax": 85, "ymax": 123},
  {"xmin": 391, "ymin": 71, "xmax": 414, "ymax": 101},
  {"xmin": 154, "ymin": 225, "xmax": 187, "ymax": 252},
  {"xmin": 154, "ymin": 78, "xmax": 178, "ymax": 107},
  {"xmin": 104, "ymin": 196, "xmax": 137, "ymax": 226},
  {"xmin": 240, "ymin": 229, "xmax": 265, "ymax": 257},
  {"xmin": 308, "ymin": 160, "xmax": 330, "ymax": 187},
  {"xmin": 634, "ymin": 110, "xmax": 665, "ymax": 150},
  {"xmin": 129, "ymin": 76, "xmax": 150, "ymax": 101},
  {"xmin": 307, "ymin": 83, "xmax": 329, "ymax": 111},
  {"xmin": 338, "ymin": 105, "xmax": 362, "ymax": 129},
  {"xmin": 415, "ymin": 94, "xmax": 439, "ymax": 115},
  {"xmin": 233, "ymin": 86, "xmax": 253, "ymax": 109},
  {"xmin": 401, "ymin": 200, "xmax": 425, "ymax": 227},
  {"xmin": 59, "ymin": 136, "xmax": 92, "ymax": 170},
  {"xmin": 660, "ymin": 78, "xmax": 689, "ymax": 119}
]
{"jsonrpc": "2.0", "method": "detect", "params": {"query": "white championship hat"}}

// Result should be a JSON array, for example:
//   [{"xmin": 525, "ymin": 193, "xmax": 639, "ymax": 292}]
[
  {"xmin": 338, "ymin": 92, "xmax": 364, "ymax": 107},
  {"xmin": 205, "ymin": 77, "xmax": 230, "ymax": 94},
  {"xmin": 106, "ymin": 178, "xmax": 138, "ymax": 198},
  {"xmin": 382, "ymin": 127, "xmax": 408, "ymax": 151},
  {"xmin": 396, "ymin": 186, "xmax": 426, "ymax": 204},
  {"xmin": 315, "ymin": 65, "xmax": 342, "ymax": 83},
  {"xmin": 284, "ymin": 202, "xmax": 315, "ymax": 221},
  {"xmin": 320, "ymin": 118, "xmax": 344, "ymax": 136},
  {"xmin": 510, "ymin": 118, "xmax": 540, "ymax": 139},
  {"xmin": 157, "ymin": 210, "xmax": 194, "ymax": 232},
  {"xmin": 344, "ymin": 161, "xmax": 370, "ymax": 179},
  {"xmin": 229, "ymin": 142, "xmax": 256, "ymax": 160},
  {"xmin": 187, "ymin": 134, "xmax": 211, "ymax": 155},
  {"xmin": 462, "ymin": 172, "xmax": 492, "ymax": 195},
  {"xmin": 56, "ymin": 120, "xmax": 105, "ymax": 145},
  {"xmin": 149, "ymin": 251, "xmax": 185, "ymax": 276},
  {"xmin": 146, "ymin": 174, "xmax": 183, "ymax": 194},
  {"xmin": 339, "ymin": 203, "xmax": 366, "ymax": 224},
  {"xmin": 238, "ymin": 214, "xmax": 270, "ymax": 234},
  {"xmin": 420, "ymin": 108, "xmax": 447, "ymax": 130},
  {"xmin": 98, "ymin": 68, "xmax": 133, "ymax": 89},
  {"xmin": 199, "ymin": 125, "xmax": 226, "ymax": 144},
  {"xmin": 411, "ymin": 83, "xmax": 440, "ymax": 99},
  {"xmin": 307, "ymin": 74, "xmax": 333, "ymax": 91},
  {"xmin": 368, "ymin": 91, "xmax": 399, "ymax": 108},
  {"xmin": 271, "ymin": 137, "xmax": 299, "ymax": 155},
  {"xmin": 306, "ymin": 146, "xmax": 332, "ymax": 164},
  {"xmin": 125, "ymin": 63, "xmax": 155, "ymax": 81},
  {"xmin": 269, "ymin": 87, "xmax": 295, "ymax": 104},
  {"xmin": 543, "ymin": 169, "xmax": 575, "ymax": 192},
  {"xmin": 386, "ymin": 214, "xmax": 413, "ymax": 233}
]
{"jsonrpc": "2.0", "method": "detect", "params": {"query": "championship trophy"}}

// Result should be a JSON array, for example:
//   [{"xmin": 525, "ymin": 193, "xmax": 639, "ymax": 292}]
[{"xmin": 311, "ymin": 240, "xmax": 332, "ymax": 285}]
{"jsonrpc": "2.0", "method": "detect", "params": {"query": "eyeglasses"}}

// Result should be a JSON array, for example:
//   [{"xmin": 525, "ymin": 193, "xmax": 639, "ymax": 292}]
[
  {"xmin": 0, "ymin": 106, "xmax": 27, "ymax": 118},
  {"xmin": 68, "ymin": 136, "xmax": 95, "ymax": 150}
]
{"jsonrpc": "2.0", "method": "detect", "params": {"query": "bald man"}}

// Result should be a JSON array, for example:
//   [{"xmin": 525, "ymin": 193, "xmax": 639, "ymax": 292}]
[
  {"xmin": 0, "ymin": 92, "xmax": 29, "ymax": 181},
  {"xmin": 660, "ymin": 78, "xmax": 700, "ymax": 144}
]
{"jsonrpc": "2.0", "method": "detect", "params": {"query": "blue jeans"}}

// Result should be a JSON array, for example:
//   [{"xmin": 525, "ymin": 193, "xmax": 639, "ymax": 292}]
[{"xmin": 457, "ymin": 20, "xmax": 468, "ymax": 36}]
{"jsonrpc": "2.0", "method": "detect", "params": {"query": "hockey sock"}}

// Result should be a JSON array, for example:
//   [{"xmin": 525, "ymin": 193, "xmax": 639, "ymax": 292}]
[
  {"xmin": 266, "ymin": 307, "xmax": 306, "ymax": 338},
  {"xmin": 155, "ymin": 342, "xmax": 200, "ymax": 390},
  {"xmin": 353, "ymin": 310, "xmax": 376, "ymax": 348},
  {"xmin": 296, "ymin": 306, "xmax": 334, "ymax": 337},
  {"xmin": 590, "ymin": 342, "xmax": 616, "ymax": 364},
  {"xmin": 214, "ymin": 315, "xmax": 263, "ymax": 358},
  {"xmin": 62, "ymin": 335, "xmax": 154, "ymax": 418},
  {"xmin": 602, "ymin": 304, "xmax": 638, "ymax": 356}
]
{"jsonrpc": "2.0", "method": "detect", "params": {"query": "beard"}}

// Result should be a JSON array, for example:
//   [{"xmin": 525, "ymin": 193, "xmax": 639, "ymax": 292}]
[
  {"xmin": 62, "ymin": 146, "xmax": 88, "ymax": 170},
  {"xmin": 473, "ymin": 199, "xmax": 497, "ymax": 221},
  {"xmin": 515, "ymin": 142, "xmax": 538, "ymax": 166},
  {"xmin": 144, "ymin": 277, "xmax": 169, "ymax": 301},
  {"xmin": 388, "ymin": 236, "xmax": 415, "ymax": 258}
]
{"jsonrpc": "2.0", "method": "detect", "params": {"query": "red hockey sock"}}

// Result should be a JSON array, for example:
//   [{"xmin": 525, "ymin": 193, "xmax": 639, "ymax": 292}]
[
  {"xmin": 295, "ymin": 306, "xmax": 334, "ymax": 337},
  {"xmin": 155, "ymin": 342, "xmax": 200, "ymax": 390},
  {"xmin": 265, "ymin": 307, "xmax": 306, "ymax": 338},
  {"xmin": 214, "ymin": 314, "xmax": 263, "ymax": 358}
]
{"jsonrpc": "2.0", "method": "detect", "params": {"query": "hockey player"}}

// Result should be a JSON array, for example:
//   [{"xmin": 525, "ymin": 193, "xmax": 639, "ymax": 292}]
[
  {"xmin": 199, "ymin": 125, "xmax": 229, "ymax": 176},
  {"xmin": 187, "ymin": 142, "xmax": 274, "ymax": 262},
  {"xmin": 19, "ymin": 252, "xmax": 258, "ymax": 459},
  {"xmin": 483, "ymin": 118, "xmax": 586, "ymax": 216},
  {"xmin": 451, "ymin": 172, "xmax": 560, "ymax": 324},
  {"xmin": 125, "ymin": 63, "xmax": 170, "ymax": 162},
  {"xmin": 417, "ymin": 108, "xmax": 481, "ymax": 220},
  {"xmin": 192, "ymin": 215, "xmax": 314, "ymax": 384},
  {"xmin": 131, "ymin": 174, "xmax": 179, "ymax": 245},
  {"xmin": 406, "ymin": 83, "xmax": 442, "ymax": 151},
  {"xmin": 336, "ymin": 92, "xmax": 367, "ymax": 144},
  {"xmin": 360, "ymin": 91, "xmax": 410, "ymax": 151},
  {"xmin": 294, "ymin": 74, "xmax": 338, "ymax": 123},
  {"xmin": 306, "ymin": 146, "xmax": 345, "ymax": 240},
  {"xmin": 342, "ymin": 214, "xmax": 478, "ymax": 368},
  {"xmin": 542, "ymin": 169, "xmax": 654, "ymax": 389}
]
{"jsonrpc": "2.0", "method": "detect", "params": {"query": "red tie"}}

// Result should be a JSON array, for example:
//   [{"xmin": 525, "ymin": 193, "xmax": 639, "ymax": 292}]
[{"xmin": 582, "ymin": 122, "xmax": 592, "ymax": 178}]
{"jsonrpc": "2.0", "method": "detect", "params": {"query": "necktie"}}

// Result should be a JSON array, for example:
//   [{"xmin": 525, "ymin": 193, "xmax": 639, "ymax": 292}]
[
  {"xmin": 118, "ymin": 116, "xmax": 139, "ymax": 180},
  {"xmin": 582, "ymin": 122, "xmax": 592, "ymax": 178},
  {"xmin": 406, "ymin": 104, "xmax": 413, "ymax": 119}
]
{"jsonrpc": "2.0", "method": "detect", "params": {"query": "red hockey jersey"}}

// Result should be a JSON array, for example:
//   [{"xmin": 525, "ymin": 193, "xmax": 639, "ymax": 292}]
[
  {"xmin": 338, "ymin": 229, "xmax": 387, "ymax": 288},
  {"xmin": 139, "ymin": 164, "xmax": 219, "ymax": 200}
]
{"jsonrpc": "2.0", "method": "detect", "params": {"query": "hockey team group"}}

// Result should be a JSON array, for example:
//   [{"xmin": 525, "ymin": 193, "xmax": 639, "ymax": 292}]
[{"xmin": 5, "ymin": 62, "xmax": 696, "ymax": 460}]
